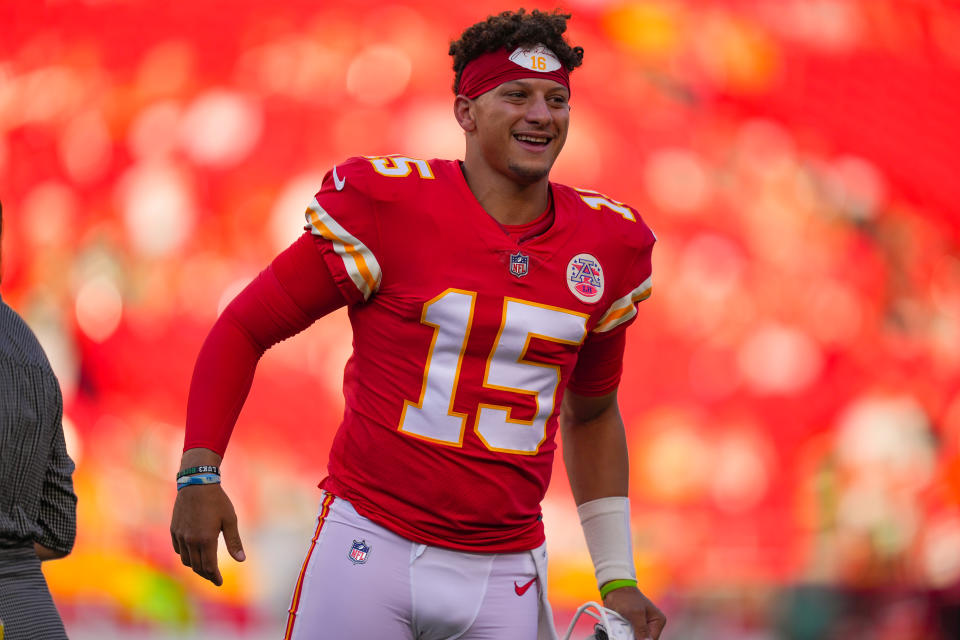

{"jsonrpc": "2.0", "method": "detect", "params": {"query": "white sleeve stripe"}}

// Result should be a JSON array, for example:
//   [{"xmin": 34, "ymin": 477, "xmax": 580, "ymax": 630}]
[
  {"xmin": 593, "ymin": 276, "xmax": 652, "ymax": 333},
  {"xmin": 304, "ymin": 199, "xmax": 382, "ymax": 300}
]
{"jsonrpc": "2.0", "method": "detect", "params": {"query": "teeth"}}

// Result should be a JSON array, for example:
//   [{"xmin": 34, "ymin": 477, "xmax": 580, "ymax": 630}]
[{"xmin": 515, "ymin": 135, "xmax": 548, "ymax": 144}]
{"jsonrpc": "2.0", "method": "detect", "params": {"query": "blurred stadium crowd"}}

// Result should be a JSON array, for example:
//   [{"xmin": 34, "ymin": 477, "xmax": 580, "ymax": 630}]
[{"xmin": 2, "ymin": 0, "xmax": 960, "ymax": 638}]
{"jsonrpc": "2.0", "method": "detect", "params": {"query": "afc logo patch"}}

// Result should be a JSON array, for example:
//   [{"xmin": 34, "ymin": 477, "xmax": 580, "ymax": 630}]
[
  {"xmin": 509, "ymin": 251, "xmax": 530, "ymax": 278},
  {"xmin": 567, "ymin": 253, "xmax": 604, "ymax": 303},
  {"xmin": 348, "ymin": 539, "xmax": 371, "ymax": 565}
]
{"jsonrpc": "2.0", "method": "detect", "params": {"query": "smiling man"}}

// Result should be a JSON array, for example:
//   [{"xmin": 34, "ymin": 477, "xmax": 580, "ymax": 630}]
[{"xmin": 171, "ymin": 9, "xmax": 664, "ymax": 640}]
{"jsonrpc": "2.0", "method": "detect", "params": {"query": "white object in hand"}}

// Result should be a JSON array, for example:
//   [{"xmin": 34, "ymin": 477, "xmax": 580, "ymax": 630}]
[{"xmin": 563, "ymin": 601, "xmax": 635, "ymax": 640}]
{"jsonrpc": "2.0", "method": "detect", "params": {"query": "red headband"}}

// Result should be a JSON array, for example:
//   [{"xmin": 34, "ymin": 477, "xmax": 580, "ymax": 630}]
[{"xmin": 458, "ymin": 44, "xmax": 570, "ymax": 99}]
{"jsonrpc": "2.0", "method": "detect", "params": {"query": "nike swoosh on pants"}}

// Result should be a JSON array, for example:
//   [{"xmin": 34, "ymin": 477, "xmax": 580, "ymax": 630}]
[{"xmin": 514, "ymin": 577, "xmax": 537, "ymax": 596}]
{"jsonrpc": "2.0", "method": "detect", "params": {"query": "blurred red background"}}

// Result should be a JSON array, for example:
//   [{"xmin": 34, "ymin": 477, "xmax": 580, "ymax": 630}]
[{"xmin": 2, "ymin": 0, "xmax": 960, "ymax": 638}]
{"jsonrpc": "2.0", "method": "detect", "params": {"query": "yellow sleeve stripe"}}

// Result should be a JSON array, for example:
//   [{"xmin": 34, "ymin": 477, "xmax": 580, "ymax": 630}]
[
  {"xmin": 594, "ymin": 276, "xmax": 652, "ymax": 333},
  {"xmin": 305, "ymin": 199, "xmax": 381, "ymax": 300}
]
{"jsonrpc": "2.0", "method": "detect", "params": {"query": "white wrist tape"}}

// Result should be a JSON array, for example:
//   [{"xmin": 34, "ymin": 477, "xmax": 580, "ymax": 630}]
[{"xmin": 577, "ymin": 496, "xmax": 636, "ymax": 589}]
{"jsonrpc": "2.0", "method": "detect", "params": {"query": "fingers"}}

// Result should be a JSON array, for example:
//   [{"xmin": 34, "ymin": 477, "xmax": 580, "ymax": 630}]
[
  {"xmin": 181, "ymin": 534, "xmax": 221, "ymax": 585},
  {"xmin": 171, "ymin": 524, "xmax": 222, "ymax": 585},
  {"xmin": 637, "ymin": 605, "xmax": 666, "ymax": 640},
  {"xmin": 222, "ymin": 512, "xmax": 246, "ymax": 562},
  {"xmin": 631, "ymin": 619, "xmax": 651, "ymax": 640},
  {"xmin": 170, "ymin": 485, "xmax": 242, "ymax": 586},
  {"xmin": 198, "ymin": 544, "xmax": 223, "ymax": 587},
  {"xmin": 647, "ymin": 609, "xmax": 667, "ymax": 640}
]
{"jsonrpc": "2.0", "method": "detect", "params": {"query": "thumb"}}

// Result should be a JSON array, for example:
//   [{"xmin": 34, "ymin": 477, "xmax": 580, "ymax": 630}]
[{"xmin": 223, "ymin": 518, "xmax": 246, "ymax": 562}]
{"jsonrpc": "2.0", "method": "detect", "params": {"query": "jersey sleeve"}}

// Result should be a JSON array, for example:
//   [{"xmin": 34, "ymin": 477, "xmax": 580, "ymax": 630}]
[
  {"xmin": 566, "ymin": 328, "xmax": 627, "ymax": 397},
  {"xmin": 304, "ymin": 157, "xmax": 384, "ymax": 304},
  {"xmin": 592, "ymin": 219, "xmax": 655, "ymax": 335},
  {"xmin": 183, "ymin": 233, "xmax": 346, "ymax": 455},
  {"xmin": 566, "ymin": 192, "xmax": 656, "ymax": 396}
]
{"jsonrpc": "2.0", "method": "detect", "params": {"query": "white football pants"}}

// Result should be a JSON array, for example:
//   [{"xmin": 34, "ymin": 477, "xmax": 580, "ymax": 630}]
[{"xmin": 284, "ymin": 491, "xmax": 558, "ymax": 640}]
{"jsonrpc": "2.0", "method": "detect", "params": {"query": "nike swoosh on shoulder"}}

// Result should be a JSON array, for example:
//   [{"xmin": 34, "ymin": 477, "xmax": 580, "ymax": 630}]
[
  {"xmin": 332, "ymin": 165, "xmax": 346, "ymax": 191},
  {"xmin": 514, "ymin": 577, "xmax": 537, "ymax": 596}
]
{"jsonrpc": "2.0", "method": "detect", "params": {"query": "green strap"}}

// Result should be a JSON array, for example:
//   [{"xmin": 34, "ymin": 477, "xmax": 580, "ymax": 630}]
[
  {"xmin": 176, "ymin": 465, "xmax": 220, "ymax": 479},
  {"xmin": 600, "ymin": 579, "xmax": 638, "ymax": 599}
]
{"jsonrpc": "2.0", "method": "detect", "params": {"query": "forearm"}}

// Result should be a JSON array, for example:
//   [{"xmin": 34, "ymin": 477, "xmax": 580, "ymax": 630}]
[
  {"xmin": 561, "ymin": 390, "xmax": 637, "ymax": 592},
  {"xmin": 183, "ymin": 309, "xmax": 264, "ymax": 454},
  {"xmin": 36, "ymin": 394, "xmax": 77, "ymax": 555},
  {"xmin": 560, "ymin": 391, "xmax": 629, "ymax": 504},
  {"xmin": 180, "ymin": 447, "xmax": 223, "ymax": 469}
]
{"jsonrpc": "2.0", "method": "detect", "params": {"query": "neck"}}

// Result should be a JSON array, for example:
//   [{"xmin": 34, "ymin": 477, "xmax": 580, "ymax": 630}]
[{"xmin": 460, "ymin": 152, "xmax": 550, "ymax": 226}]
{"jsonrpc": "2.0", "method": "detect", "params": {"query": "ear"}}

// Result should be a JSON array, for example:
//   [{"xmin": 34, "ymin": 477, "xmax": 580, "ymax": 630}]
[{"xmin": 454, "ymin": 95, "xmax": 476, "ymax": 133}]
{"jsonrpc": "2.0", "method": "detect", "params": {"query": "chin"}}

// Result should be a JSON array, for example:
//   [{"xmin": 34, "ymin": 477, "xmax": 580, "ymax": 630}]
[{"xmin": 507, "ymin": 160, "xmax": 552, "ymax": 184}]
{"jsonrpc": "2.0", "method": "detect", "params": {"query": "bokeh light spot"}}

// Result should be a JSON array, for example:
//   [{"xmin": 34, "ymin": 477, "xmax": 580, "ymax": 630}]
[
  {"xmin": 401, "ymin": 101, "xmax": 464, "ymax": 160},
  {"xmin": 179, "ymin": 90, "xmax": 263, "ymax": 167},
  {"xmin": 118, "ymin": 163, "xmax": 195, "ymax": 258},
  {"xmin": 639, "ymin": 421, "xmax": 709, "ymax": 502},
  {"xmin": 75, "ymin": 274, "xmax": 123, "ymax": 342},
  {"xmin": 711, "ymin": 430, "xmax": 771, "ymax": 513},
  {"xmin": 59, "ymin": 110, "xmax": 112, "ymax": 184},
  {"xmin": 923, "ymin": 515, "xmax": 960, "ymax": 588},
  {"xmin": 128, "ymin": 100, "xmax": 182, "ymax": 160},
  {"xmin": 22, "ymin": 182, "xmax": 77, "ymax": 248},
  {"xmin": 644, "ymin": 148, "xmax": 711, "ymax": 214},
  {"xmin": 835, "ymin": 395, "xmax": 935, "ymax": 486},
  {"xmin": 823, "ymin": 155, "xmax": 886, "ymax": 221},
  {"xmin": 270, "ymin": 172, "xmax": 326, "ymax": 253},
  {"xmin": 346, "ymin": 45, "xmax": 412, "ymax": 106},
  {"xmin": 738, "ymin": 324, "xmax": 823, "ymax": 394},
  {"xmin": 62, "ymin": 414, "xmax": 82, "ymax": 466}
]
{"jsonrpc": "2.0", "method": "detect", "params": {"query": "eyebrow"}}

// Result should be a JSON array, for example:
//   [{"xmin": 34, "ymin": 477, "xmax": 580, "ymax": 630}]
[{"xmin": 500, "ymin": 80, "xmax": 569, "ymax": 96}]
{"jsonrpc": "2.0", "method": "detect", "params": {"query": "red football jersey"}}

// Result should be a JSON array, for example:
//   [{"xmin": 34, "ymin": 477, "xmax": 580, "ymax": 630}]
[{"xmin": 309, "ymin": 155, "xmax": 655, "ymax": 552}]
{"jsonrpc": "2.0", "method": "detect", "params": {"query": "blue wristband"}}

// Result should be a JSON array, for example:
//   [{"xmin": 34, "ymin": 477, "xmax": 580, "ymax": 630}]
[{"xmin": 176, "ymin": 473, "xmax": 221, "ymax": 491}]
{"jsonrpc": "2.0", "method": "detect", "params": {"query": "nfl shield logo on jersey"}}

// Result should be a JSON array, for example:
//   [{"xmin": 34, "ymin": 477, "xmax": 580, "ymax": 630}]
[
  {"xmin": 348, "ymin": 539, "xmax": 371, "ymax": 565},
  {"xmin": 509, "ymin": 251, "xmax": 530, "ymax": 278},
  {"xmin": 566, "ymin": 253, "xmax": 604, "ymax": 303}
]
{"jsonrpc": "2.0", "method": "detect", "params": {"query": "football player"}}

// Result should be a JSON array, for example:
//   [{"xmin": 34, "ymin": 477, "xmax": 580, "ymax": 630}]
[{"xmin": 170, "ymin": 9, "xmax": 666, "ymax": 640}]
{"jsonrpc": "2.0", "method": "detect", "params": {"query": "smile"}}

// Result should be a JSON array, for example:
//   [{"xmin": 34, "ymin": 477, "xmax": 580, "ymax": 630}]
[{"xmin": 513, "ymin": 133, "xmax": 551, "ymax": 146}]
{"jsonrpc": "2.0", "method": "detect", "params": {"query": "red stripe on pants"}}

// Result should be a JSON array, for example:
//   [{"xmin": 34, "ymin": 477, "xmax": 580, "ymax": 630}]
[{"xmin": 284, "ymin": 493, "xmax": 336, "ymax": 640}]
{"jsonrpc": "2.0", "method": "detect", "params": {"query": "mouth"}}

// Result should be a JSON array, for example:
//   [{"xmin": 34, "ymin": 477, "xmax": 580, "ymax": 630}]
[{"xmin": 513, "ymin": 132, "xmax": 553, "ymax": 150}]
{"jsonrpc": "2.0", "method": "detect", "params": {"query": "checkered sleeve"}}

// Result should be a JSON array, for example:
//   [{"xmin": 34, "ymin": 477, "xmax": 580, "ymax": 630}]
[{"xmin": 34, "ymin": 374, "xmax": 76, "ymax": 555}]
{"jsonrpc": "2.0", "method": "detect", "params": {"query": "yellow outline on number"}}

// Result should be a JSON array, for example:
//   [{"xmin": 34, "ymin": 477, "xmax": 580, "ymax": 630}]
[
  {"xmin": 366, "ymin": 155, "xmax": 436, "ymax": 179},
  {"xmin": 475, "ymin": 297, "xmax": 588, "ymax": 455},
  {"xmin": 398, "ymin": 288, "xmax": 476, "ymax": 447},
  {"xmin": 574, "ymin": 188, "xmax": 636, "ymax": 222}
]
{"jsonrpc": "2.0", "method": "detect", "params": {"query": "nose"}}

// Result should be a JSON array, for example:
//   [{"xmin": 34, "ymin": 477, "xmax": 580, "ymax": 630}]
[{"xmin": 524, "ymin": 95, "xmax": 552, "ymax": 125}]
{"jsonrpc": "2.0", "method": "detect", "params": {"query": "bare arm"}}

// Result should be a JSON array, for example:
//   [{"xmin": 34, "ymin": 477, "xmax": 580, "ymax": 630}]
[
  {"xmin": 34, "ymin": 542, "xmax": 68, "ymax": 560},
  {"xmin": 560, "ymin": 389, "xmax": 629, "ymax": 505},
  {"xmin": 561, "ymin": 390, "xmax": 666, "ymax": 640}
]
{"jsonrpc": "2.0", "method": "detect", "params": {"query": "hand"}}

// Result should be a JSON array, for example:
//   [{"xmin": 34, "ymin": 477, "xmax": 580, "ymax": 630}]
[
  {"xmin": 602, "ymin": 585, "xmax": 666, "ymax": 640},
  {"xmin": 170, "ymin": 483, "xmax": 245, "ymax": 586},
  {"xmin": 34, "ymin": 542, "xmax": 68, "ymax": 561}
]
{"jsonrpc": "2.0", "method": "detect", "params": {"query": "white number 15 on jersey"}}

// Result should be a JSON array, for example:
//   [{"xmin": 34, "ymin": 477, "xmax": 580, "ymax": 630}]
[{"xmin": 398, "ymin": 289, "xmax": 588, "ymax": 455}]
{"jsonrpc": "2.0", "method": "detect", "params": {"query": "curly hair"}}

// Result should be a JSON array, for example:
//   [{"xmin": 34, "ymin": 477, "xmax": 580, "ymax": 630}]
[{"xmin": 449, "ymin": 9, "xmax": 584, "ymax": 94}]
